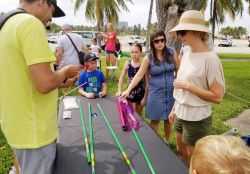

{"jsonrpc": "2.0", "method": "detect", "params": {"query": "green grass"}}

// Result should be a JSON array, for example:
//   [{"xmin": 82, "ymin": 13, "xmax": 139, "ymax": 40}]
[
  {"xmin": 218, "ymin": 53, "xmax": 250, "ymax": 59},
  {"xmin": 1, "ymin": 58, "xmax": 249, "ymax": 173}
]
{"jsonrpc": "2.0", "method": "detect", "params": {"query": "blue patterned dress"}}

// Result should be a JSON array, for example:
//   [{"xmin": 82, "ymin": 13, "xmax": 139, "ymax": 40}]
[{"xmin": 146, "ymin": 47, "xmax": 175, "ymax": 120}]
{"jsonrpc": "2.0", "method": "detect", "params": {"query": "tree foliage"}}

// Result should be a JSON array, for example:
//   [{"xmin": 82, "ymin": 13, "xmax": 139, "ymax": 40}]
[
  {"xmin": 220, "ymin": 26, "xmax": 247, "ymax": 38},
  {"xmin": 73, "ymin": 0, "xmax": 133, "ymax": 31}
]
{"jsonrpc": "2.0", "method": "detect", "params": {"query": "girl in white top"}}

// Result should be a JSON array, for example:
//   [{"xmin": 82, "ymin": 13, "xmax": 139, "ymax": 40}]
[{"xmin": 169, "ymin": 10, "xmax": 225, "ymax": 166}]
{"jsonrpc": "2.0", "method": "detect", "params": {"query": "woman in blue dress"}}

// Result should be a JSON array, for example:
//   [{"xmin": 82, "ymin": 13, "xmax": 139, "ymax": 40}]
[{"xmin": 121, "ymin": 30, "xmax": 179, "ymax": 141}]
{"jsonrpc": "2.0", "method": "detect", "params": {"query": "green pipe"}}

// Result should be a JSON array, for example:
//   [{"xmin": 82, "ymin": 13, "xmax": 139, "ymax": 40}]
[
  {"xmin": 97, "ymin": 103, "xmax": 136, "ymax": 174},
  {"xmin": 77, "ymin": 100, "xmax": 91, "ymax": 164},
  {"xmin": 88, "ymin": 103, "xmax": 96, "ymax": 174},
  {"xmin": 132, "ymin": 128, "xmax": 155, "ymax": 174}
]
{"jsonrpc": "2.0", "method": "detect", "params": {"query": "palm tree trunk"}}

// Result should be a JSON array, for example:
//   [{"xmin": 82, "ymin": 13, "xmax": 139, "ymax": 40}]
[
  {"xmin": 156, "ymin": 0, "xmax": 205, "ymax": 52},
  {"xmin": 146, "ymin": 0, "xmax": 154, "ymax": 52},
  {"xmin": 211, "ymin": 0, "xmax": 216, "ymax": 41}
]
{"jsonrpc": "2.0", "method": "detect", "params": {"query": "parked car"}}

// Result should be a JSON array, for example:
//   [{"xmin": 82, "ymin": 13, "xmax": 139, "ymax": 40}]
[
  {"xmin": 128, "ymin": 36, "xmax": 146, "ymax": 46},
  {"xmin": 47, "ymin": 35, "xmax": 58, "ymax": 44},
  {"xmin": 71, "ymin": 31, "xmax": 104, "ymax": 47},
  {"xmin": 248, "ymin": 37, "xmax": 250, "ymax": 47},
  {"xmin": 218, "ymin": 38, "xmax": 232, "ymax": 47}
]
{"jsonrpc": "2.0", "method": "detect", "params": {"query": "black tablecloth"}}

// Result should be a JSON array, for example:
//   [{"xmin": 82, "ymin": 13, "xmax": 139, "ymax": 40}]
[{"xmin": 54, "ymin": 96, "xmax": 188, "ymax": 174}]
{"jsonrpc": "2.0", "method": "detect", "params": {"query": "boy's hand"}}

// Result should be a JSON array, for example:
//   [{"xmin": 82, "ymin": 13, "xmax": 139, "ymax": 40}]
[
  {"xmin": 86, "ymin": 92, "xmax": 95, "ymax": 99},
  {"xmin": 99, "ymin": 91, "xmax": 106, "ymax": 98}
]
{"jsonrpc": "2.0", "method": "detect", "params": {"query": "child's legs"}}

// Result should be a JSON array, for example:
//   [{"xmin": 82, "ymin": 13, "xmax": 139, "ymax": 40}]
[
  {"xmin": 132, "ymin": 102, "xmax": 143, "ymax": 116},
  {"xmin": 163, "ymin": 120, "xmax": 171, "ymax": 141},
  {"xmin": 105, "ymin": 53, "xmax": 111, "ymax": 77},
  {"xmin": 109, "ymin": 54, "xmax": 116, "ymax": 66},
  {"xmin": 149, "ymin": 120, "xmax": 160, "ymax": 133}
]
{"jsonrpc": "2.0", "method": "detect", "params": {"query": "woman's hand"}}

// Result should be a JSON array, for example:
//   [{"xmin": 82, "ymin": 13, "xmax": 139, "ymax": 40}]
[
  {"xmin": 173, "ymin": 79, "xmax": 192, "ymax": 91},
  {"xmin": 168, "ymin": 110, "xmax": 175, "ymax": 124}
]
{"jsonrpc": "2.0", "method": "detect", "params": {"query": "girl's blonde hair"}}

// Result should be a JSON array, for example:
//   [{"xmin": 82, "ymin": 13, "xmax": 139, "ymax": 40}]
[{"xmin": 191, "ymin": 135, "xmax": 250, "ymax": 174}]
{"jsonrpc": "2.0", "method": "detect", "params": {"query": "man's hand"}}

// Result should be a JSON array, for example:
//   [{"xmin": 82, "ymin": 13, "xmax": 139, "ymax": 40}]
[{"xmin": 64, "ymin": 65, "xmax": 80, "ymax": 78}]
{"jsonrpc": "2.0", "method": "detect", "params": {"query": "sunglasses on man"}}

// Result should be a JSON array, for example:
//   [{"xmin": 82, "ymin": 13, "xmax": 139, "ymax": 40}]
[
  {"xmin": 176, "ymin": 30, "xmax": 187, "ymax": 37},
  {"xmin": 153, "ymin": 38, "xmax": 165, "ymax": 44}
]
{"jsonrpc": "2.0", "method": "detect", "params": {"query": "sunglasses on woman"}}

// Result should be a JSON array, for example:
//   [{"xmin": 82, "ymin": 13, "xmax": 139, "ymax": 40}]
[
  {"xmin": 153, "ymin": 38, "xmax": 165, "ymax": 44},
  {"xmin": 177, "ymin": 30, "xmax": 187, "ymax": 36}
]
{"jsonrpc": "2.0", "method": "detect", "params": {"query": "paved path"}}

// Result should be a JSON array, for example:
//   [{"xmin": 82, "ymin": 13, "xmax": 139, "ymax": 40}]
[{"xmin": 226, "ymin": 109, "xmax": 250, "ymax": 136}]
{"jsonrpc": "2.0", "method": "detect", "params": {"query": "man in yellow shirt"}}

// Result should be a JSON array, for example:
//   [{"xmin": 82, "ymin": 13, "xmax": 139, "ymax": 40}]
[{"xmin": 0, "ymin": 0, "xmax": 80, "ymax": 173}]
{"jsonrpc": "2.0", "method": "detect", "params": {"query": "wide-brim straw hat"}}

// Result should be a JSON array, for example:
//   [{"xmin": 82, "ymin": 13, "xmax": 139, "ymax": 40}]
[{"xmin": 169, "ymin": 10, "xmax": 211, "ymax": 35}]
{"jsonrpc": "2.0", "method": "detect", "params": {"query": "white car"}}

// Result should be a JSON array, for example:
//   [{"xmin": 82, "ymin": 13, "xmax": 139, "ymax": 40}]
[
  {"xmin": 72, "ymin": 31, "xmax": 104, "ymax": 47},
  {"xmin": 47, "ymin": 35, "xmax": 58, "ymax": 44},
  {"xmin": 218, "ymin": 38, "xmax": 232, "ymax": 47},
  {"xmin": 128, "ymin": 36, "xmax": 146, "ymax": 46}
]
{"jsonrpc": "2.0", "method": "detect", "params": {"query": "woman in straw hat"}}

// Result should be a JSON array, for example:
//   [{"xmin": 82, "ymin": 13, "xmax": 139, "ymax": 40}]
[
  {"xmin": 168, "ymin": 10, "xmax": 225, "ymax": 166},
  {"xmin": 120, "ymin": 30, "xmax": 179, "ymax": 142}
]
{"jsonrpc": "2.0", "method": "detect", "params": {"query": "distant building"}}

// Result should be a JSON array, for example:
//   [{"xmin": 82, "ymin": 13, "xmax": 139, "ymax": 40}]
[
  {"xmin": 0, "ymin": 12, "xmax": 4, "ymax": 17},
  {"xmin": 118, "ymin": 21, "xmax": 128, "ymax": 29}
]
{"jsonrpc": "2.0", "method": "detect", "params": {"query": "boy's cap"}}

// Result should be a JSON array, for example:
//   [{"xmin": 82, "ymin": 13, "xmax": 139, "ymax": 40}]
[
  {"xmin": 48, "ymin": 0, "xmax": 65, "ymax": 18},
  {"xmin": 84, "ymin": 53, "xmax": 99, "ymax": 62}
]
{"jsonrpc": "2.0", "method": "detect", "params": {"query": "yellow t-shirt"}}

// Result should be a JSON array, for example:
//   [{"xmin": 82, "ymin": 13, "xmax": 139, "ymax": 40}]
[{"xmin": 0, "ymin": 13, "xmax": 58, "ymax": 148}]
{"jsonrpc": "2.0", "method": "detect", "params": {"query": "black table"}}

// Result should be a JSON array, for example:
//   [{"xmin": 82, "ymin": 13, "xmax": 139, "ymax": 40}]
[{"xmin": 54, "ymin": 96, "xmax": 188, "ymax": 174}]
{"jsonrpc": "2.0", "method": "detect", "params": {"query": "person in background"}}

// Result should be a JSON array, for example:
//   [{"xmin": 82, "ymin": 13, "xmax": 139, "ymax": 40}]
[
  {"xmin": 90, "ymin": 38, "xmax": 101, "ymax": 69},
  {"xmin": 115, "ymin": 38, "xmax": 122, "ymax": 58},
  {"xmin": 0, "ymin": 0, "xmax": 80, "ymax": 174},
  {"xmin": 78, "ymin": 53, "xmax": 107, "ymax": 99},
  {"xmin": 116, "ymin": 43, "xmax": 149, "ymax": 116},
  {"xmin": 120, "ymin": 30, "xmax": 179, "ymax": 143},
  {"xmin": 168, "ymin": 10, "xmax": 225, "ymax": 166},
  {"xmin": 99, "ymin": 23, "xmax": 117, "ymax": 77},
  {"xmin": 55, "ymin": 24, "xmax": 88, "ymax": 69},
  {"xmin": 190, "ymin": 135, "xmax": 250, "ymax": 174}
]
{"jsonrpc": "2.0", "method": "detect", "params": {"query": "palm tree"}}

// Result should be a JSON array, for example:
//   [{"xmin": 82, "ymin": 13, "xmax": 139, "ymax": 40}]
[
  {"xmin": 245, "ymin": 0, "xmax": 250, "ymax": 13},
  {"xmin": 156, "ymin": 0, "xmax": 206, "ymax": 51},
  {"xmin": 146, "ymin": 0, "xmax": 154, "ymax": 51},
  {"xmin": 210, "ymin": 0, "xmax": 244, "ymax": 40},
  {"xmin": 74, "ymin": 0, "xmax": 133, "ymax": 32}
]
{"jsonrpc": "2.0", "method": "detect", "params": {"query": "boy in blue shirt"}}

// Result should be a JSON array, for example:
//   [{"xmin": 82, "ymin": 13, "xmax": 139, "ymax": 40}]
[{"xmin": 78, "ymin": 53, "xmax": 107, "ymax": 98}]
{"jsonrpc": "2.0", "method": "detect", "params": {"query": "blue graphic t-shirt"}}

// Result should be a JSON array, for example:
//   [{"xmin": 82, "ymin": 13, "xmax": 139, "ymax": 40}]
[{"xmin": 78, "ymin": 70, "xmax": 106, "ymax": 94}]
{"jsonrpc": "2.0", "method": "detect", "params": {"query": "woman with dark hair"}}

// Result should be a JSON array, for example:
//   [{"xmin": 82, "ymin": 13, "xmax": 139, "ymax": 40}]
[{"xmin": 120, "ymin": 30, "xmax": 179, "ymax": 142}]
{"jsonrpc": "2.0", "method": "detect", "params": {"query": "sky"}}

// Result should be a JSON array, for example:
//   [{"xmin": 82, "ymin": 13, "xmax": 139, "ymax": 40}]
[{"xmin": 0, "ymin": 0, "xmax": 250, "ymax": 34}]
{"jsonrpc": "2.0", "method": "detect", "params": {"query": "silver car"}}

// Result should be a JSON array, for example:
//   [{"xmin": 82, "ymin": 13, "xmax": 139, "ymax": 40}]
[
  {"xmin": 128, "ymin": 36, "xmax": 146, "ymax": 46},
  {"xmin": 218, "ymin": 38, "xmax": 232, "ymax": 47}
]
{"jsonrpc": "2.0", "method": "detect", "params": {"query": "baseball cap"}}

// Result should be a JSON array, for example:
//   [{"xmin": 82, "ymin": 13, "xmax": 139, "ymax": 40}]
[
  {"xmin": 61, "ymin": 24, "xmax": 72, "ymax": 30},
  {"xmin": 84, "ymin": 53, "xmax": 99, "ymax": 63},
  {"xmin": 48, "ymin": 0, "xmax": 65, "ymax": 18}
]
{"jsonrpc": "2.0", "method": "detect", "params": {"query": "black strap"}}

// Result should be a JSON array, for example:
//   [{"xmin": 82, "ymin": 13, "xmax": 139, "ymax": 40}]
[
  {"xmin": 66, "ymin": 34, "xmax": 80, "ymax": 52},
  {"xmin": 0, "ymin": 8, "xmax": 26, "ymax": 30}
]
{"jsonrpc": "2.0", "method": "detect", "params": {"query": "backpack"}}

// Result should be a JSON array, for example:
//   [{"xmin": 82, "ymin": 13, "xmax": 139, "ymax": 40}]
[{"xmin": 0, "ymin": 8, "xmax": 26, "ymax": 30}]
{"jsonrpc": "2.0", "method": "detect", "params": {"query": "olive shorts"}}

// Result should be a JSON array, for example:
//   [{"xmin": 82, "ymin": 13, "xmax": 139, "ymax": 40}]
[{"xmin": 173, "ymin": 116, "xmax": 212, "ymax": 146}]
